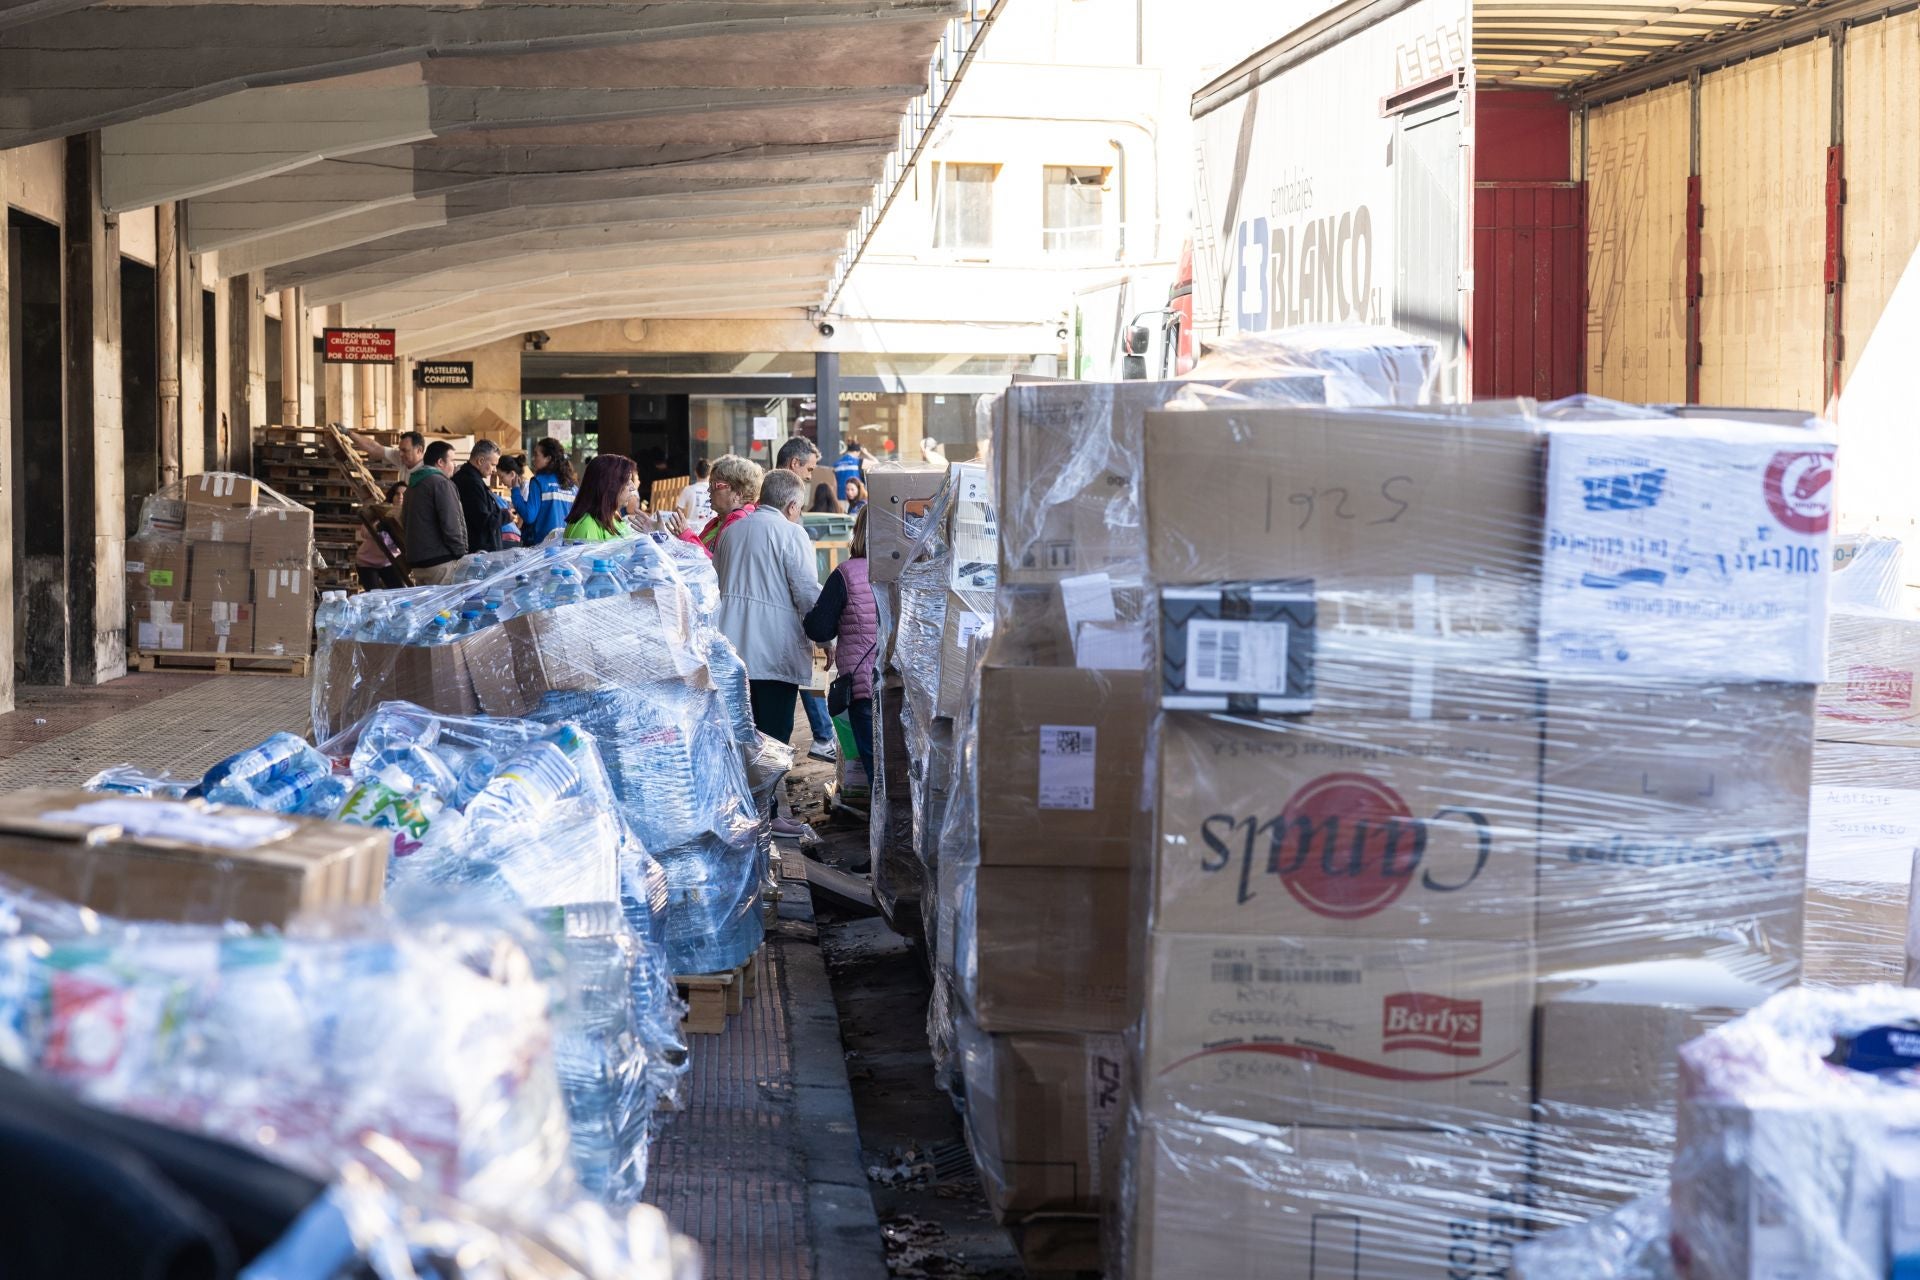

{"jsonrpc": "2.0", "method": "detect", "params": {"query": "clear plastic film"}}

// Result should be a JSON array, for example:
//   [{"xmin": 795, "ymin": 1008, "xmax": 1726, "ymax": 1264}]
[
  {"xmin": 128, "ymin": 471, "xmax": 320, "ymax": 658},
  {"xmin": 1187, "ymin": 322, "xmax": 1441, "ymax": 406},
  {"xmin": 1830, "ymin": 534, "xmax": 1906, "ymax": 610},
  {"xmin": 0, "ymin": 896, "xmax": 576, "ymax": 1216},
  {"xmin": 868, "ymin": 580, "xmax": 923, "ymax": 936},
  {"xmin": 311, "ymin": 535, "xmax": 768, "ymax": 977}
]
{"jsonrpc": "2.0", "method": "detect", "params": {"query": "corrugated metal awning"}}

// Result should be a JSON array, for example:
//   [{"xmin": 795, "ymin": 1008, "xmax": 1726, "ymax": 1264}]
[{"xmin": 1474, "ymin": 1, "xmax": 1813, "ymax": 89}]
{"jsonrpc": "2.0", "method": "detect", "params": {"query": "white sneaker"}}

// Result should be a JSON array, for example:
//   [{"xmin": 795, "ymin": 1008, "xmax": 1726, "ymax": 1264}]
[
  {"xmin": 771, "ymin": 816, "xmax": 809, "ymax": 838},
  {"xmin": 808, "ymin": 738, "xmax": 837, "ymax": 763}
]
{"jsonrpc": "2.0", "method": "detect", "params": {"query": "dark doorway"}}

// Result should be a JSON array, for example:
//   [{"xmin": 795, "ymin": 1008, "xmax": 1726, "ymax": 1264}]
[
  {"xmin": 7, "ymin": 211, "xmax": 67, "ymax": 686},
  {"xmin": 263, "ymin": 314, "xmax": 282, "ymax": 429},
  {"xmin": 120, "ymin": 258, "xmax": 158, "ymax": 533},
  {"xmin": 629, "ymin": 393, "xmax": 690, "ymax": 488},
  {"xmin": 203, "ymin": 289, "xmax": 218, "ymax": 470}
]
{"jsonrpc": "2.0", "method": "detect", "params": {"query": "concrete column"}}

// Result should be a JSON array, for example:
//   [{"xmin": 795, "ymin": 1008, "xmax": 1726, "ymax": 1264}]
[
  {"xmin": 814, "ymin": 351, "xmax": 841, "ymax": 459},
  {"xmin": 156, "ymin": 201, "xmax": 181, "ymax": 487},
  {"xmin": 357, "ymin": 364, "xmax": 377, "ymax": 430},
  {"xmin": 179, "ymin": 249, "xmax": 206, "ymax": 477},
  {"xmin": 295, "ymin": 294, "xmax": 315, "ymax": 428},
  {"xmin": 412, "ymin": 384, "xmax": 427, "ymax": 433},
  {"xmin": 0, "ymin": 200, "xmax": 15, "ymax": 711},
  {"xmin": 226, "ymin": 273, "xmax": 264, "ymax": 471},
  {"xmin": 391, "ymin": 358, "xmax": 409, "ymax": 434},
  {"xmin": 277, "ymin": 286, "xmax": 299, "ymax": 425},
  {"xmin": 65, "ymin": 131, "xmax": 125, "ymax": 685},
  {"xmin": 320, "ymin": 304, "xmax": 348, "ymax": 426},
  {"xmin": 213, "ymin": 279, "xmax": 232, "ymax": 471}
]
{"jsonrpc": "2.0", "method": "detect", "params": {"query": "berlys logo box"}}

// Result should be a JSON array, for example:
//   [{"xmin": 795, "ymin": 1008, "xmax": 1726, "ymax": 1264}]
[
  {"xmin": 1139, "ymin": 930, "xmax": 1533, "ymax": 1127},
  {"xmin": 1150, "ymin": 712, "xmax": 1540, "ymax": 942}
]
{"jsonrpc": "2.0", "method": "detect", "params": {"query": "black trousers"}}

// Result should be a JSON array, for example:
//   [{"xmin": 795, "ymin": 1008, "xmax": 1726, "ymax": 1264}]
[
  {"xmin": 356, "ymin": 565, "xmax": 405, "ymax": 591},
  {"xmin": 748, "ymin": 679, "xmax": 800, "ymax": 742}
]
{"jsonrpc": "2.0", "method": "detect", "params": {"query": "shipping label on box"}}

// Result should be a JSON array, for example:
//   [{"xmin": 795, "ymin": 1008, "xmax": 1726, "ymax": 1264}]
[
  {"xmin": 1538, "ymin": 420, "xmax": 1834, "ymax": 683},
  {"xmin": 126, "ymin": 537, "xmax": 188, "ymax": 605},
  {"xmin": 1141, "ymin": 930, "xmax": 1533, "ymax": 1128},
  {"xmin": 1132, "ymin": 1117, "xmax": 1531, "ymax": 1280},
  {"xmin": 1152, "ymin": 712, "xmax": 1539, "ymax": 941},
  {"xmin": 1160, "ymin": 583, "xmax": 1315, "ymax": 714},
  {"xmin": 976, "ymin": 667, "xmax": 1147, "ymax": 869},
  {"xmin": 1819, "ymin": 613, "xmax": 1920, "ymax": 748},
  {"xmin": 132, "ymin": 601, "xmax": 186, "ymax": 652},
  {"xmin": 1538, "ymin": 683, "xmax": 1813, "ymax": 977}
]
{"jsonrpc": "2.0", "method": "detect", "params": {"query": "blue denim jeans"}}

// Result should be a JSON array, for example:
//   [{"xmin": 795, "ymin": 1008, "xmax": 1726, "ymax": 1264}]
[{"xmin": 800, "ymin": 691, "xmax": 832, "ymax": 741}]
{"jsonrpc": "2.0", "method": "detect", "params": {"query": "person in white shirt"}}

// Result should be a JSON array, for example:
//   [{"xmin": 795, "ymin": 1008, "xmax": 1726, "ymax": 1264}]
[
  {"xmin": 676, "ymin": 457, "xmax": 715, "ymax": 528},
  {"xmin": 351, "ymin": 429, "xmax": 426, "ymax": 473}
]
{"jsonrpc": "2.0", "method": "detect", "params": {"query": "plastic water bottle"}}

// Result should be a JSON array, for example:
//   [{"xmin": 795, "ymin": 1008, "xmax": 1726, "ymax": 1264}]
[
  {"xmin": 364, "ymin": 742, "xmax": 461, "ymax": 800},
  {"xmin": 584, "ymin": 559, "xmax": 622, "ymax": 600},
  {"xmin": 508, "ymin": 573, "xmax": 541, "ymax": 617},
  {"xmin": 548, "ymin": 567, "xmax": 585, "ymax": 608},
  {"xmin": 450, "ymin": 608, "xmax": 483, "ymax": 638},
  {"xmin": 450, "ymin": 749, "xmax": 499, "ymax": 809},
  {"xmin": 315, "ymin": 591, "xmax": 352, "ymax": 644},
  {"xmin": 420, "ymin": 614, "xmax": 455, "ymax": 646},
  {"xmin": 369, "ymin": 599, "xmax": 418, "ymax": 643},
  {"xmin": 465, "ymin": 727, "xmax": 588, "ymax": 822},
  {"xmin": 623, "ymin": 540, "xmax": 672, "ymax": 590},
  {"xmin": 204, "ymin": 733, "xmax": 336, "ymax": 815},
  {"xmin": 479, "ymin": 597, "xmax": 504, "ymax": 629}
]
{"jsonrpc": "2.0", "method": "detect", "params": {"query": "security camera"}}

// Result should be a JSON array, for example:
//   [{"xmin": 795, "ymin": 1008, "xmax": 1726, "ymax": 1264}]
[
  {"xmin": 1056, "ymin": 326, "xmax": 1070, "ymax": 340},
  {"xmin": 817, "ymin": 321, "xmax": 836, "ymax": 339}
]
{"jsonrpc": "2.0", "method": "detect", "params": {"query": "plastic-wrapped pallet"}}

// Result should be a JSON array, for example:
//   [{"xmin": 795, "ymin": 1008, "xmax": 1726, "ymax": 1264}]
[
  {"xmin": 1112, "ymin": 393, "xmax": 1835, "ymax": 1276},
  {"xmin": 127, "ymin": 472, "xmax": 319, "ymax": 660},
  {"xmin": 309, "ymin": 535, "xmax": 771, "ymax": 977}
]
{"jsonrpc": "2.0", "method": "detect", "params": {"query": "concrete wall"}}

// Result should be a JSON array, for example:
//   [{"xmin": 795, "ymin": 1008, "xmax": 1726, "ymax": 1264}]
[{"xmin": 423, "ymin": 334, "xmax": 520, "ymax": 434}]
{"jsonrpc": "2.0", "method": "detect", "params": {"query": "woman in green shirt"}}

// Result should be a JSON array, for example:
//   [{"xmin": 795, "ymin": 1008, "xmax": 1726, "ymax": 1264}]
[{"xmin": 564, "ymin": 453, "xmax": 641, "ymax": 541}]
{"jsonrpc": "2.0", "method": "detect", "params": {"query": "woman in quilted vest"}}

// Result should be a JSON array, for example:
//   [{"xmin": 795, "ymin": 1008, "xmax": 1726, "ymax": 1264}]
[{"xmin": 803, "ymin": 506, "xmax": 879, "ymax": 776}]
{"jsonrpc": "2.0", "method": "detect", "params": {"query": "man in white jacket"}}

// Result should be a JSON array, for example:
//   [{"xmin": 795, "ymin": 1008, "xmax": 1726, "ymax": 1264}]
[{"xmin": 714, "ymin": 467, "xmax": 821, "ymax": 749}]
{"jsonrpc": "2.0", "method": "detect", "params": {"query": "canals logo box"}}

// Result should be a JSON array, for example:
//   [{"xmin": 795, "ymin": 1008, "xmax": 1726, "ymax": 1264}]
[
  {"xmin": 1139, "ymin": 930, "xmax": 1532, "ymax": 1128},
  {"xmin": 1151, "ymin": 713, "xmax": 1539, "ymax": 942}
]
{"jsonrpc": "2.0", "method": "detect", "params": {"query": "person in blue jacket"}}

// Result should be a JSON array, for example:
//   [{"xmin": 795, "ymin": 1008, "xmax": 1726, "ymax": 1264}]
[{"xmin": 512, "ymin": 437, "xmax": 578, "ymax": 546}]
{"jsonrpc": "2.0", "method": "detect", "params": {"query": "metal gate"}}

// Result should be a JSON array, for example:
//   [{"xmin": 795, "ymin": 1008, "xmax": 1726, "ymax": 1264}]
[{"xmin": 1472, "ymin": 182, "xmax": 1585, "ymax": 399}]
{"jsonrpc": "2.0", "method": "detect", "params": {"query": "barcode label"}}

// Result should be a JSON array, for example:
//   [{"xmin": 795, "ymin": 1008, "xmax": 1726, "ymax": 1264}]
[
  {"xmin": 1211, "ymin": 962, "xmax": 1254, "ymax": 983},
  {"xmin": 1183, "ymin": 619, "xmax": 1292, "ymax": 696},
  {"xmin": 1262, "ymin": 967, "xmax": 1362, "ymax": 984},
  {"xmin": 1037, "ymin": 724, "xmax": 1097, "ymax": 810}
]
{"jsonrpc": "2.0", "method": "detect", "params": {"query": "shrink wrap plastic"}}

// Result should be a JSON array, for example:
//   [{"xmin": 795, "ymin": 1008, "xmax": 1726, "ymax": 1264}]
[
  {"xmin": 309, "ymin": 535, "xmax": 774, "ymax": 977},
  {"xmin": 912, "ymin": 332, "xmax": 1856, "ymax": 1270},
  {"xmin": 1109, "ymin": 392, "xmax": 1836, "ymax": 1276},
  {"xmin": 0, "ymin": 882, "xmax": 579, "ymax": 1216}
]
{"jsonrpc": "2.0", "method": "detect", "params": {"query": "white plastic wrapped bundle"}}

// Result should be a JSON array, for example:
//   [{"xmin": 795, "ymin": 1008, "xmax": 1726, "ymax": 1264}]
[
  {"xmin": 1189, "ymin": 323, "xmax": 1440, "ymax": 405},
  {"xmin": 0, "ymin": 906, "xmax": 575, "ymax": 1214}
]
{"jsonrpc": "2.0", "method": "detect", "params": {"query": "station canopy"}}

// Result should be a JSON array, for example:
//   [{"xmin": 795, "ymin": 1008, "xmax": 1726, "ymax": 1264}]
[{"xmin": 0, "ymin": 0, "xmax": 976, "ymax": 355}]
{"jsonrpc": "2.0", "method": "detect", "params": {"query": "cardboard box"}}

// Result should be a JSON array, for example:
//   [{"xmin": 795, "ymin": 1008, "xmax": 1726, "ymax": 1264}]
[
  {"xmin": 936, "ymin": 589, "xmax": 992, "ymax": 720},
  {"xmin": 1130, "ymin": 1117, "xmax": 1531, "ymax": 1280},
  {"xmin": 988, "ymin": 580, "xmax": 1152, "ymax": 671},
  {"xmin": 996, "ymin": 375, "xmax": 1326, "ymax": 586},
  {"xmin": 1151, "ymin": 711, "xmax": 1540, "ymax": 941},
  {"xmin": 1537, "ymin": 419, "xmax": 1834, "ymax": 684},
  {"xmin": 184, "ymin": 473, "xmax": 261, "ymax": 509},
  {"xmin": 187, "ymin": 540, "xmax": 251, "ymax": 603},
  {"xmin": 185, "ymin": 504, "xmax": 254, "ymax": 544},
  {"xmin": 947, "ymin": 463, "xmax": 997, "ymax": 593},
  {"xmin": 248, "ymin": 507, "xmax": 315, "ymax": 569},
  {"xmin": 190, "ymin": 602, "xmax": 253, "ymax": 654},
  {"xmin": 252, "ymin": 569, "xmax": 313, "ymax": 658},
  {"xmin": 1537, "ymin": 683, "xmax": 1813, "ymax": 977},
  {"xmin": 958, "ymin": 1023, "xmax": 1126, "ymax": 1221},
  {"xmin": 1532, "ymin": 958, "xmax": 1775, "ymax": 1219},
  {"xmin": 1139, "ymin": 930, "xmax": 1533, "ymax": 1128},
  {"xmin": 1142, "ymin": 405, "xmax": 1541, "ymax": 587},
  {"xmin": 961, "ymin": 864, "xmax": 1131, "ymax": 1033},
  {"xmin": 866, "ymin": 462, "xmax": 948, "ymax": 583},
  {"xmin": 0, "ymin": 789, "xmax": 387, "ymax": 927},
  {"xmin": 1818, "ymin": 611, "xmax": 1920, "ymax": 748},
  {"xmin": 1805, "ymin": 740, "xmax": 1920, "ymax": 987},
  {"xmin": 130, "ymin": 601, "xmax": 187, "ymax": 652},
  {"xmin": 975, "ymin": 666, "xmax": 1147, "ymax": 870},
  {"xmin": 125, "ymin": 537, "xmax": 187, "ymax": 605}
]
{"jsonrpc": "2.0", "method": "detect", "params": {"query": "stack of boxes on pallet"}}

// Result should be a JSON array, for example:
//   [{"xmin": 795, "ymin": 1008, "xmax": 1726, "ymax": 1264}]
[
  {"xmin": 127, "ymin": 474, "xmax": 317, "ymax": 661},
  {"xmin": 1120, "ymin": 401, "xmax": 1835, "ymax": 1274},
  {"xmin": 863, "ymin": 460, "xmax": 954, "ymax": 938},
  {"xmin": 1806, "ymin": 607, "xmax": 1920, "ymax": 987}
]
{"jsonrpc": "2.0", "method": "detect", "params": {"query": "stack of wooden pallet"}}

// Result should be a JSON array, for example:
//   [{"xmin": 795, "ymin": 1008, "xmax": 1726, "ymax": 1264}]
[{"xmin": 252, "ymin": 425, "xmax": 396, "ymax": 593}]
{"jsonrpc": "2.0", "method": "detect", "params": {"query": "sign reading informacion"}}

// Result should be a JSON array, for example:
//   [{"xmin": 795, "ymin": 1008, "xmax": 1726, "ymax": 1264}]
[
  {"xmin": 413, "ymin": 360, "xmax": 473, "ymax": 389},
  {"xmin": 323, "ymin": 328, "xmax": 397, "ymax": 364}
]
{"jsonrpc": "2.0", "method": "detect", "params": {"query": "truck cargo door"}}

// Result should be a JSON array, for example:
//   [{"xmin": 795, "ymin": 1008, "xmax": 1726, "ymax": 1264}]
[{"xmin": 1394, "ymin": 94, "xmax": 1464, "ymax": 400}]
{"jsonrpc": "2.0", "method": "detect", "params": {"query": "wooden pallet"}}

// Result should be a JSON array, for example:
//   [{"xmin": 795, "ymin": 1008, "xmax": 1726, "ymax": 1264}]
[
  {"xmin": 674, "ymin": 945, "xmax": 764, "ymax": 1035},
  {"xmin": 132, "ymin": 649, "xmax": 310, "ymax": 677}
]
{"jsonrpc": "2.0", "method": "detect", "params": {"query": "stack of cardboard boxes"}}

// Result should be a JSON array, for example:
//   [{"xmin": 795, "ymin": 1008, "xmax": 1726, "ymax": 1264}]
[
  {"xmin": 1806, "ymin": 609, "xmax": 1920, "ymax": 986},
  {"xmin": 1121, "ymin": 403, "xmax": 1833, "ymax": 1273},
  {"xmin": 127, "ymin": 474, "xmax": 317, "ymax": 660}
]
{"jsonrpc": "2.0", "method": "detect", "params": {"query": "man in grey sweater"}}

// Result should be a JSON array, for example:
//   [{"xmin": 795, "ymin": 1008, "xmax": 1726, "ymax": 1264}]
[{"xmin": 403, "ymin": 440, "xmax": 467, "ymax": 584}]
